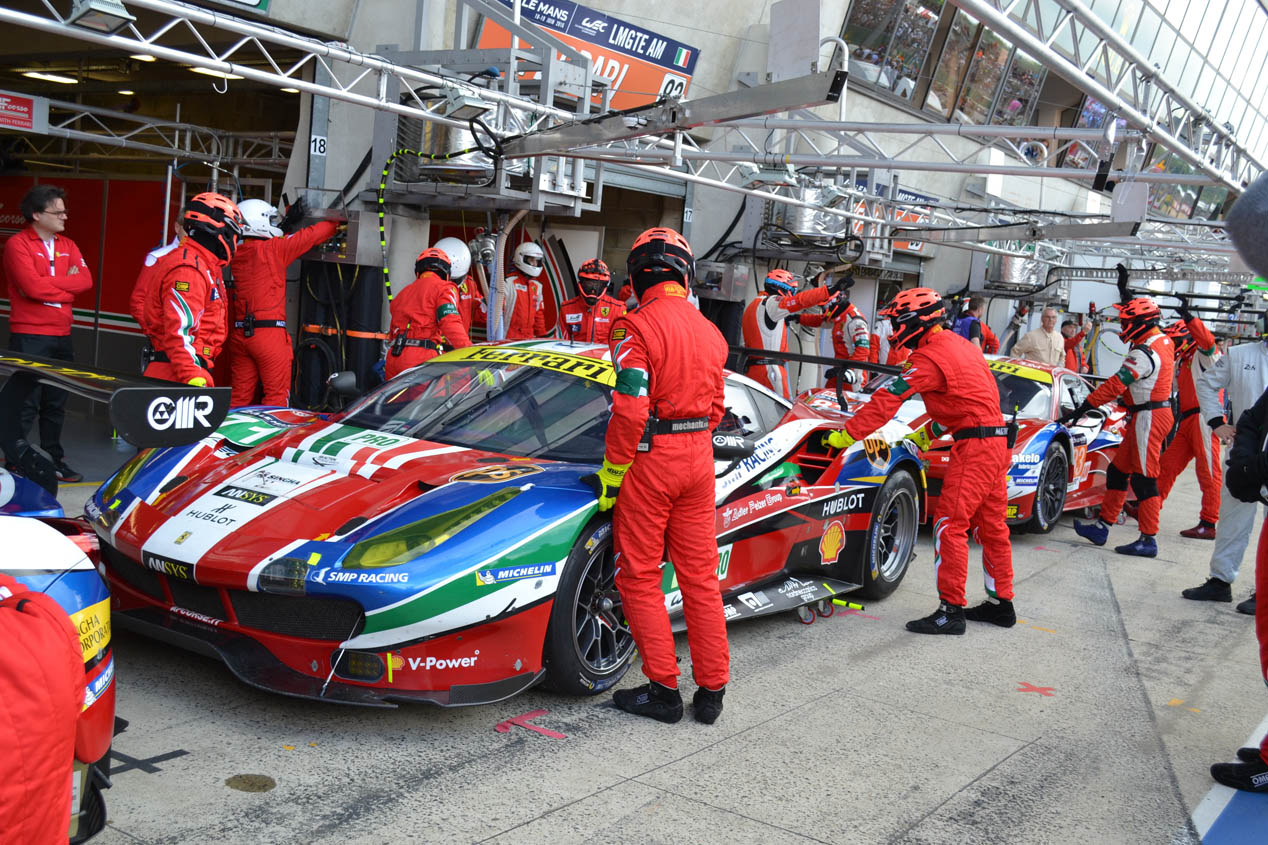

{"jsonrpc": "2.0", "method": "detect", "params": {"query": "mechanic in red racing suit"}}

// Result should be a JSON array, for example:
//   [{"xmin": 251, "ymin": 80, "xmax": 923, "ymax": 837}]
[
  {"xmin": 1070, "ymin": 297, "xmax": 1175, "ymax": 557},
  {"xmin": 580, "ymin": 227, "xmax": 731, "ymax": 725},
  {"xmin": 385, "ymin": 247, "xmax": 471, "ymax": 380},
  {"xmin": 825, "ymin": 287, "xmax": 1017, "ymax": 635},
  {"xmin": 558, "ymin": 258, "xmax": 627, "ymax": 344},
  {"xmin": 139, "ymin": 193, "xmax": 243, "ymax": 386},
  {"xmin": 801, "ymin": 297, "xmax": 870, "ymax": 389},
  {"xmin": 1156, "ymin": 302, "xmax": 1222, "ymax": 539},
  {"xmin": 0, "ymin": 573, "xmax": 89, "ymax": 844},
  {"xmin": 742, "ymin": 269, "xmax": 844, "ymax": 399},
  {"xmin": 227, "ymin": 198, "xmax": 341, "ymax": 406}
]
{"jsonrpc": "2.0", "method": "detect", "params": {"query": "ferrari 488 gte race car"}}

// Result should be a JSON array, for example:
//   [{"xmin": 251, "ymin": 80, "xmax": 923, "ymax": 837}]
[
  {"xmin": 803, "ymin": 356, "xmax": 1126, "ymax": 533},
  {"xmin": 89, "ymin": 341, "xmax": 928, "ymax": 708}
]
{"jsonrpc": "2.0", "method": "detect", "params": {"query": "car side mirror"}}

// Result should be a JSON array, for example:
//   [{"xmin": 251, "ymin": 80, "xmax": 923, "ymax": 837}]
[
  {"xmin": 713, "ymin": 432, "xmax": 755, "ymax": 460},
  {"xmin": 327, "ymin": 370, "xmax": 359, "ymax": 398}
]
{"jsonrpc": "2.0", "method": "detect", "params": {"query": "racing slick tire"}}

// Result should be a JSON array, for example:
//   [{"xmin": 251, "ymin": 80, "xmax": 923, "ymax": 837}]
[
  {"xmin": 1026, "ymin": 442, "xmax": 1068, "ymax": 534},
  {"xmin": 541, "ymin": 519, "xmax": 636, "ymax": 697},
  {"xmin": 858, "ymin": 469, "xmax": 918, "ymax": 600}
]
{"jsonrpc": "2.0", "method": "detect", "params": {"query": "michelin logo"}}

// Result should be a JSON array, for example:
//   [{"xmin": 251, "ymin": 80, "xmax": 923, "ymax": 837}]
[{"xmin": 476, "ymin": 562, "xmax": 556, "ymax": 586}]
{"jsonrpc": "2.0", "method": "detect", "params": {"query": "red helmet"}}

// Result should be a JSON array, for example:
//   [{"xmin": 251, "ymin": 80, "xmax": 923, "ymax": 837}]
[
  {"xmin": 764, "ymin": 268, "xmax": 797, "ymax": 297},
  {"xmin": 414, "ymin": 247, "xmax": 451, "ymax": 280},
  {"xmin": 577, "ymin": 258, "xmax": 610, "ymax": 304},
  {"xmin": 1164, "ymin": 319, "xmax": 1194, "ymax": 356},
  {"xmin": 1114, "ymin": 297, "xmax": 1162, "ymax": 343},
  {"xmin": 886, "ymin": 287, "xmax": 946, "ymax": 349},
  {"xmin": 627, "ymin": 227, "xmax": 693, "ymax": 299},
  {"xmin": 183, "ymin": 192, "xmax": 244, "ymax": 262}
]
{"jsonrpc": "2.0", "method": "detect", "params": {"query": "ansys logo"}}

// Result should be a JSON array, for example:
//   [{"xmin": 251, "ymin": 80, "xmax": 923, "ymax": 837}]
[{"xmin": 147, "ymin": 395, "xmax": 214, "ymax": 431}]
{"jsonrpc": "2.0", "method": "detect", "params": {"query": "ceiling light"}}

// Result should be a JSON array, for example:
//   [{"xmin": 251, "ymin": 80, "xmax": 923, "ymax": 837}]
[
  {"xmin": 190, "ymin": 67, "xmax": 244, "ymax": 80},
  {"xmin": 443, "ymin": 91, "xmax": 492, "ymax": 121},
  {"xmin": 22, "ymin": 71, "xmax": 78, "ymax": 84},
  {"xmin": 280, "ymin": 87, "xmax": 300, "ymax": 93},
  {"xmin": 129, "ymin": 54, "xmax": 156, "ymax": 63},
  {"xmin": 67, "ymin": 0, "xmax": 136, "ymax": 35},
  {"xmin": 118, "ymin": 89, "xmax": 135, "ymax": 95}
]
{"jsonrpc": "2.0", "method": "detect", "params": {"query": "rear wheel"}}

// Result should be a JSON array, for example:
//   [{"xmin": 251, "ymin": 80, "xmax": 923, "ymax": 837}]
[
  {"xmin": 542, "ymin": 520, "xmax": 635, "ymax": 696},
  {"xmin": 859, "ymin": 469, "xmax": 918, "ymax": 599},
  {"xmin": 1026, "ymin": 443, "xmax": 1068, "ymax": 534}
]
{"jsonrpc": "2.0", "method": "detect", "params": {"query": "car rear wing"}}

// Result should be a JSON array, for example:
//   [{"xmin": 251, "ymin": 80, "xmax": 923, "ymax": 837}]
[
  {"xmin": 730, "ymin": 346, "xmax": 905, "ymax": 378},
  {"xmin": 0, "ymin": 350, "xmax": 231, "ymax": 448}
]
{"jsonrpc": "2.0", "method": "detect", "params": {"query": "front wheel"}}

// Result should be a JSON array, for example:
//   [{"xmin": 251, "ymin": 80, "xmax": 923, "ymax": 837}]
[
  {"xmin": 859, "ymin": 469, "xmax": 918, "ymax": 599},
  {"xmin": 541, "ymin": 519, "xmax": 636, "ymax": 696},
  {"xmin": 1026, "ymin": 443, "xmax": 1068, "ymax": 534}
]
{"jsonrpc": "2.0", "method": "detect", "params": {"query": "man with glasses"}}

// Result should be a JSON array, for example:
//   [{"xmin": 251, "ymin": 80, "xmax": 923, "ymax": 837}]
[{"xmin": 1, "ymin": 185, "xmax": 93, "ymax": 482}]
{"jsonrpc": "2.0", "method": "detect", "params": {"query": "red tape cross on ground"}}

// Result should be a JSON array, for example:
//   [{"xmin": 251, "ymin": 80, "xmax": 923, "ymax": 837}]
[
  {"xmin": 494, "ymin": 709, "xmax": 566, "ymax": 739},
  {"xmin": 1016, "ymin": 682, "xmax": 1056, "ymax": 696}
]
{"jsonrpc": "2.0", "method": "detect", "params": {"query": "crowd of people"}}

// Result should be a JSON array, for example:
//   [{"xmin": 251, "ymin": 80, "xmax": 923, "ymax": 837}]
[{"xmin": 4, "ymin": 181, "xmax": 1268, "ymax": 798}]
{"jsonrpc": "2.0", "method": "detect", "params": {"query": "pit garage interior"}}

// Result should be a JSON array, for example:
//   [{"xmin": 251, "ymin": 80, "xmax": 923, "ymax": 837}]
[{"xmin": 1, "ymin": 0, "xmax": 1267, "ymax": 842}]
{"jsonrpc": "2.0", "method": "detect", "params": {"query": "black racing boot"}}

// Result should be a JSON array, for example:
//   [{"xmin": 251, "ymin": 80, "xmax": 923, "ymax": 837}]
[
  {"xmin": 692, "ymin": 685, "xmax": 725, "ymax": 725},
  {"xmin": 1210, "ymin": 758, "xmax": 1268, "ymax": 793},
  {"xmin": 1236, "ymin": 593, "xmax": 1257, "ymax": 615},
  {"xmin": 1237, "ymin": 747, "xmax": 1265, "ymax": 763},
  {"xmin": 1181, "ymin": 577, "xmax": 1233, "ymax": 602},
  {"xmin": 965, "ymin": 597, "xmax": 1016, "ymax": 628},
  {"xmin": 905, "ymin": 602, "xmax": 966, "ymax": 635},
  {"xmin": 613, "ymin": 681, "xmax": 683, "ymax": 723}
]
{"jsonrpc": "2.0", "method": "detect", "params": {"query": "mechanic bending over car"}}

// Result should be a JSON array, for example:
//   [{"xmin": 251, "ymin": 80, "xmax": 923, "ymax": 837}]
[
  {"xmin": 742, "ymin": 268, "xmax": 850, "ymax": 400},
  {"xmin": 580, "ymin": 227, "xmax": 731, "ymax": 724},
  {"xmin": 1153, "ymin": 304, "xmax": 1222, "ymax": 540},
  {"xmin": 799, "ymin": 287, "xmax": 871, "ymax": 389},
  {"xmin": 385, "ymin": 246, "xmax": 472, "ymax": 381},
  {"xmin": 1069, "ymin": 297, "xmax": 1175, "ymax": 558},
  {"xmin": 824, "ymin": 288, "xmax": 1017, "ymax": 635}
]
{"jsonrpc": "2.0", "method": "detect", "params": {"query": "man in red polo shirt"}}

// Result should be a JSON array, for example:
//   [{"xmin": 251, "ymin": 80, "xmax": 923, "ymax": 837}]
[{"xmin": 1, "ymin": 185, "xmax": 94, "ymax": 482}]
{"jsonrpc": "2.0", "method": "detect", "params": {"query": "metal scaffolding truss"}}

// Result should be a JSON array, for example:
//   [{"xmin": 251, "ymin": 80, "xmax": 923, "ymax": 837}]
[
  {"xmin": 953, "ymin": 0, "xmax": 1265, "ymax": 191},
  {"xmin": 4, "ymin": 96, "xmax": 291, "ymax": 172}
]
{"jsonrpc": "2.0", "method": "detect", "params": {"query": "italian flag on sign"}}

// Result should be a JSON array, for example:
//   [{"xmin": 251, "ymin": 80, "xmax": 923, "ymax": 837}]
[{"xmin": 673, "ymin": 47, "xmax": 691, "ymax": 68}]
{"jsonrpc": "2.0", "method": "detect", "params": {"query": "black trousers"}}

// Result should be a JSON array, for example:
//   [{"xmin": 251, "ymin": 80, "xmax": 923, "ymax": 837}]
[{"xmin": 7, "ymin": 333, "xmax": 74, "ymax": 461}]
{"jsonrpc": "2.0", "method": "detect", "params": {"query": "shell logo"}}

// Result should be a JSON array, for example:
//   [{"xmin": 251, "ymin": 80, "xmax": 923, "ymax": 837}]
[{"xmin": 819, "ymin": 519, "xmax": 845, "ymax": 565}]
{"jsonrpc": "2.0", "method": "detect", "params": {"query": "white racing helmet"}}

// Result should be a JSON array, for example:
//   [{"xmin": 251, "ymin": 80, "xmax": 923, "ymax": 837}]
[
  {"xmin": 513, "ymin": 241, "xmax": 545, "ymax": 278},
  {"xmin": 237, "ymin": 198, "xmax": 282, "ymax": 239},
  {"xmin": 433, "ymin": 237, "xmax": 471, "ymax": 279}
]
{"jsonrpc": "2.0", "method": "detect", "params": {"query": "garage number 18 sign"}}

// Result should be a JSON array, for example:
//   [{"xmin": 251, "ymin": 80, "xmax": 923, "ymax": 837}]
[{"xmin": 477, "ymin": 0, "xmax": 700, "ymax": 110}]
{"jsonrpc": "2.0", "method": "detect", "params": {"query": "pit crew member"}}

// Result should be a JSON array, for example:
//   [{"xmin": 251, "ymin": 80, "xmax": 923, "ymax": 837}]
[
  {"xmin": 227, "ymin": 197, "xmax": 341, "ymax": 407},
  {"xmin": 742, "ymin": 269, "xmax": 842, "ymax": 399},
  {"xmin": 581, "ymin": 228, "xmax": 730, "ymax": 725},
  {"xmin": 801, "ymin": 295, "xmax": 870, "ymax": 388},
  {"xmin": 504, "ymin": 241, "xmax": 547, "ymax": 340},
  {"xmin": 1070, "ymin": 297, "xmax": 1174, "ymax": 557},
  {"xmin": 140, "ymin": 192, "xmax": 243, "ymax": 386},
  {"xmin": 1156, "ymin": 304, "xmax": 1221, "ymax": 539},
  {"xmin": 384, "ymin": 247, "xmax": 470, "ymax": 380},
  {"xmin": 825, "ymin": 288, "xmax": 1017, "ymax": 635},
  {"xmin": 558, "ymin": 259, "xmax": 626, "ymax": 343}
]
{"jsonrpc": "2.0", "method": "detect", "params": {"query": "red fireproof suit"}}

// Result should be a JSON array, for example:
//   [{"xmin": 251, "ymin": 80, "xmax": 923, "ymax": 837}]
[
  {"xmin": 802, "ymin": 302, "xmax": 870, "ymax": 388},
  {"xmin": 457, "ymin": 276, "xmax": 487, "ymax": 336},
  {"xmin": 842, "ymin": 328, "xmax": 1014, "ymax": 608},
  {"xmin": 1158, "ymin": 317, "xmax": 1221, "ymax": 524},
  {"xmin": 1255, "ymin": 520, "xmax": 1268, "ymax": 766},
  {"xmin": 504, "ymin": 274, "xmax": 547, "ymax": 340},
  {"xmin": 128, "ymin": 238, "xmax": 181, "ymax": 330},
  {"xmin": 0, "ymin": 573, "xmax": 87, "ymax": 845},
  {"xmin": 139, "ymin": 240, "xmax": 230, "ymax": 385},
  {"xmin": 384, "ymin": 271, "xmax": 471, "ymax": 380},
  {"xmin": 981, "ymin": 323, "xmax": 1000, "ymax": 355},
  {"xmin": 1086, "ymin": 328, "xmax": 1175, "ymax": 535},
  {"xmin": 2, "ymin": 226, "xmax": 93, "ymax": 335},
  {"xmin": 741, "ymin": 286, "xmax": 834, "ymax": 399},
  {"xmin": 227, "ymin": 220, "xmax": 338, "ymax": 407},
  {"xmin": 1064, "ymin": 330, "xmax": 1087, "ymax": 372},
  {"xmin": 558, "ymin": 292, "xmax": 627, "ymax": 344},
  {"xmin": 606, "ymin": 280, "xmax": 729, "ymax": 689}
]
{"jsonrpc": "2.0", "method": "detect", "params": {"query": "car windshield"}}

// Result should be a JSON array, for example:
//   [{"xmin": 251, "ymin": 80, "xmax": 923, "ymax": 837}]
[
  {"xmin": 995, "ymin": 372, "xmax": 1050, "ymax": 418},
  {"xmin": 333, "ymin": 361, "xmax": 611, "ymax": 462}
]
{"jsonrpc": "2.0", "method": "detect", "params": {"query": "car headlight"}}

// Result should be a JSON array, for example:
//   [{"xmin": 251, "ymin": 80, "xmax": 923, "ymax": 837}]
[
  {"xmin": 343, "ymin": 486, "xmax": 522, "ymax": 569},
  {"xmin": 100, "ymin": 448, "xmax": 155, "ymax": 504},
  {"xmin": 257, "ymin": 556, "xmax": 309, "ymax": 596}
]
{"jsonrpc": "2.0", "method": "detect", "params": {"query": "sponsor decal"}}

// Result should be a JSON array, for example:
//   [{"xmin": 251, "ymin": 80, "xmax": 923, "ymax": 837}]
[
  {"xmin": 83, "ymin": 657, "xmax": 114, "ymax": 711},
  {"xmin": 437, "ymin": 345, "xmax": 612, "ymax": 384},
  {"xmin": 407, "ymin": 650, "xmax": 479, "ymax": 671},
  {"xmin": 84, "ymin": 498, "xmax": 102, "ymax": 521},
  {"xmin": 721, "ymin": 490, "xmax": 785, "ymax": 528},
  {"xmin": 565, "ymin": 313, "xmax": 583, "ymax": 324},
  {"xmin": 147, "ymin": 395, "xmax": 214, "ymax": 431},
  {"xmin": 583, "ymin": 521, "xmax": 612, "ymax": 552},
  {"xmin": 145, "ymin": 553, "xmax": 193, "ymax": 580},
  {"xmin": 475, "ymin": 562, "xmax": 556, "ymax": 585},
  {"xmin": 737, "ymin": 590, "xmax": 771, "ymax": 611},
  {"xmin": 1011, "ymin": 453, "xmax": 1042, "ymax": 464},
  {"xmin": 723, "ymin": 603, "xmax": 740, "ymax": 620},
  {"xmin": 173, "ymin": 531, "xmax": 191, "ymax": 545},
  {"xmin": 821, "ymin": 492, "xmax": 865, "ymax": 518},
  {"xmin": 1253, "ymin": 771, "xmax": 1268, "ymax": 788},
  {"xmin": 987, "ymin": 360, "xmax": 1053, "ymax": 384},
  {"xmin": 716, "ymin": 545, "xmax": 731, "ymax": 581},
  {"xmin": 316, "ymin": 568, "xmax": 410, "ymax": 585},
  {"xmin": 451, "ymin": 464, "xmax": 543, "ymax": 483},
  {"xmin": 182, "ymin": 501, "xmax": 239, "ymax": 526},
  {"xmin": 243, "ymin": 468, "xmax": 303, "ymax": 488},
  {"xmin": 69, "ymin": 598, "xmax": 111, "ymax": 664},
  {"xmin": 170, "ymin": 605, "xmax": 222, "ymax": 626},
  {"xmin": 1006, "ymin": 504, "xmax": 1019, "ymax": 519},
  {"xmin": 778, "ymin": 576, "xmax": 820, "ymax": 601},
  {"xmin": 611, "ymin": 327, "xmax": 626, "ymax": 340},
  {"xmin": 820, "ymin": 519, "xmax": 845, "ymax": 565},
  {"xmin": 214, "ymin": 485, "xmax": 276, "ymax": 506},
  {"xmin": 862, "ymin": 437, "xmax": 890, "ymax": 470},
  {"xmin": 174, "ymin": 281, "xmax": 190, "ymax": 292}
]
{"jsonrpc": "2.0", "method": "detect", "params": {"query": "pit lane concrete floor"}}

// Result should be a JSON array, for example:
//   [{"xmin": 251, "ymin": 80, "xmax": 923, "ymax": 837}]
[{"xmin": 53, "ymin": 433, "xmax": 1266, "ymax": 844}]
